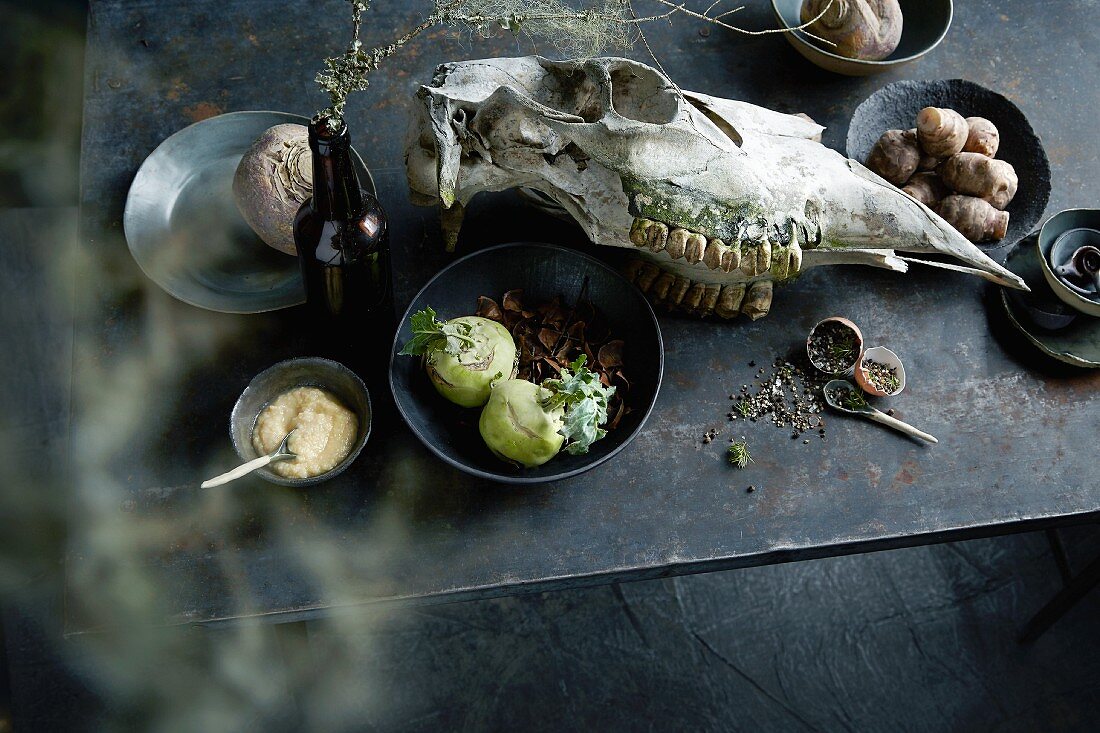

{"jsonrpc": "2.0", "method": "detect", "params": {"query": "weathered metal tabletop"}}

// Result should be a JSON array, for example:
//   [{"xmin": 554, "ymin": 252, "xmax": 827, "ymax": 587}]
[{"xmin": 68, "ymin": 0, "xmax": 1099, "ymax": 632}]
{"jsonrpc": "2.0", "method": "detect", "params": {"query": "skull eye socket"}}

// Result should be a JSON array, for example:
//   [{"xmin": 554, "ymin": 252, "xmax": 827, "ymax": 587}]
[
  {"xmin": 535, "ymin": 60, "xmax": 679, "ymax": 125},
  {"xmin": 608, "ymin": 66, "xmax": 678, "ymax": 125}
]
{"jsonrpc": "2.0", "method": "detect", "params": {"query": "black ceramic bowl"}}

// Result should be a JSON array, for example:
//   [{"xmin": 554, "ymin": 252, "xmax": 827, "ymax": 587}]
[
  {"xmin": 389, "ymin": 243, "xmax": 664, "ymax": 484},
  {"xmin": 847, "ymin": 79, "xmax": 1050, "ymax": 252}
]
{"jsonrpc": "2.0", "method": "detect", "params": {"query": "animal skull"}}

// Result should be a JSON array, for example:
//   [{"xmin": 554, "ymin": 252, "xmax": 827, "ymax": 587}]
[{"xmin": 405, "ymin": 56, "xmax": 1026, "ymax": 320}]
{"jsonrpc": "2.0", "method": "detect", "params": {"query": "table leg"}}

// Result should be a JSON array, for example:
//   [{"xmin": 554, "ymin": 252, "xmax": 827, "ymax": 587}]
[
  {"xmin": 1044, "ymin": 528, "xmax": 1073, "ymax": 585},
  {"xmin": 1019, "ymin": 551, "xmax": 1100, "ymax": 644}
]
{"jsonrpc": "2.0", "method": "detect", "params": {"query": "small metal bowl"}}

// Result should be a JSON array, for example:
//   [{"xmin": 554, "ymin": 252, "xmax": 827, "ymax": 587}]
[
  {"xmin": 1038, "ymin": 210, "xmax": 1100, "ymax": 317},
  {"xmin": 771, "ymin": 0, "xmax": 952, "ymax": 76},
  {"xmin": 855, "ymin": 346, "xmax": 906, "ymax": 397},
  {"xmin": 230, "ymin": 357, "xmax": 371, "ymax": 486},
  {"xmin": 807, "ymin": 316, "xmax": 864, "ymax": 376}
]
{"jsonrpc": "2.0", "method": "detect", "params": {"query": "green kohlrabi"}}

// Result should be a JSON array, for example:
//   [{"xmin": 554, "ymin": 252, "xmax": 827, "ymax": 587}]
[
  {"xmin": 479, "ymin": 356, "xmax": 616, "ymax": 468},
  {"xmin": 399, "ymin": 307, "xmax": 517, "ymax": 408},
  {"xmin": 479, "ymin": 379, "xmax": 565, "ymax": 468}
]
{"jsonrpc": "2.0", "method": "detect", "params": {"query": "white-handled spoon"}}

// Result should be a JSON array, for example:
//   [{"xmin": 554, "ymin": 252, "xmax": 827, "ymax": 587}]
[
  {"xmin": 824, "ymin": 380, "xmax": 938, "ymax": 444},
  {"xmin": 201, "ymin": 430, "xmax": 297, "ymax": 488}
]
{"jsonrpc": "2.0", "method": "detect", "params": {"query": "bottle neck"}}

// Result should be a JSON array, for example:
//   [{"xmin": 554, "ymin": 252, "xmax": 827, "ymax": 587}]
[{"xmin": 308, "ymin": 119, "xmax": 363, "ymax": 220}]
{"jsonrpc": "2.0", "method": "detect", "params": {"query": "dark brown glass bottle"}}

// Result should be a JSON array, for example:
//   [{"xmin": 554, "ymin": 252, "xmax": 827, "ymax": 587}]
[{"xmin": 293, "ymin": 119, "xmax": 393, "ymax": 373}]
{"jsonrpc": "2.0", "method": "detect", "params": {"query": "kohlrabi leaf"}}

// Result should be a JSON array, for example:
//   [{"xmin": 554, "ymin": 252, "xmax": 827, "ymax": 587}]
[
  {"xmin": 398, "ymin": 306, "xmax": 476, "ymax": 357},
  {"xmin": 540, "ymin": 355, "xmax": 615, "ymax": 455}
]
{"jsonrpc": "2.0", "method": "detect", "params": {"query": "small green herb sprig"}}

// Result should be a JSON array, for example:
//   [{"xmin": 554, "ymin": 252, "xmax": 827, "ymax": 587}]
[
  {"xmin": 727, "ymin": 439, "xmax": 753, "ymax": 469},
  {"xmin": 840, "ymin": 387, "xmax": 868, "ymax": 411},
  {"xmin": 541, "ymin": 355, "xmax": 616, "ymax": 456},
  {"xmin": 829, "ymin": 343, "xmax": 855, "ymax": 364},
  {"xmin": 398, "ymin": 306, "xmax": 476, "ymax": 357}
]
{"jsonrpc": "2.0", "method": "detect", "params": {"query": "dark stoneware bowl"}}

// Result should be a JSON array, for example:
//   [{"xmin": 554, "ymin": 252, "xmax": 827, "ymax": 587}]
[
  {"xmin": 389, "ymin": 243, "xmax": 664, "ymax": 485},
  {"xmin": 847, "ymin": 79, "xmax": 1051, "ymax": 253},
  {"xmin": 1001, "ymin": 235, "xmax": 1100, "ymax": 368},
  {"xmin": 1038, "ymin": 209, "xmax": 1100, "ymax": 317}
]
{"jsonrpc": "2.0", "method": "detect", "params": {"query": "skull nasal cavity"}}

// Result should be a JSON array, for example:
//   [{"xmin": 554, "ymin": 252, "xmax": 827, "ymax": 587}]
[{"xmin": 609, "ymin": 67, "xmax": 679, "ymax": 125}]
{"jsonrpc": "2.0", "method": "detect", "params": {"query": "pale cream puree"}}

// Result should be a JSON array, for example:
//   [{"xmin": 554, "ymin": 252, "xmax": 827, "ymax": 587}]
[{"xmin": 252, "ymin": 386, "xmax": 357, "ymax": 479}]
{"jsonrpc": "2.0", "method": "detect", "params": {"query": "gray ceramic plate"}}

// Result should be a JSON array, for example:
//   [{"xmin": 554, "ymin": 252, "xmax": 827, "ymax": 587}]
[
  {"xmin": 123, "ymin": 111, "xmax": 375, "ymax": 314},
  {"xmin": 1001, "ymin": 236, "xmax": 1100, "ymax": 368}
]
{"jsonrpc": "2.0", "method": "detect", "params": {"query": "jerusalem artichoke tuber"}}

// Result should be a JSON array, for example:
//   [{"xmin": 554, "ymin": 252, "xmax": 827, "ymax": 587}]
[
  {"xmin": 866, "ymin": 129, "xmax": 921, "ymax": 186},
  {"xmin": 963, "ymin": 116, "xmax": 1000, "ymax": 157},
  {"xmin": 936, "ymin": 195, "xmax": 1009, "ymax": 243},
  {"xmin": 939, "ymin": 152, "xmax": 1018, "ymax": 210},
  {"xmin": 916, "ymin": 107, "xmax": 969, "ymax": 158},
  {"xmin": 901, "ymin": 172, "xmax": 949, "ymax": 208},
  {"xmin": 910, "ymin": 129, "xmax": 940, "ymax": 170}
]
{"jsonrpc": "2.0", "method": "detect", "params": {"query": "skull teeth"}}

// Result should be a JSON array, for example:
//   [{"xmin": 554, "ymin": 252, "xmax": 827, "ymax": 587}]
[
  {"xmin": 666, "ymin": 228, "xmax": 689, "ymax": 259},
  {"xmin": 721, "ymin": 245, "xmax": 741, "ymax": 273},
  {"xmin": 630, "ymin": 218, "xmax": 800, "ymax": 282},
  {"xmin": 702, "ymin": 239, "xmax": 726, "ymax": 270},
  {"xmin": 634, "ymin": 261, "xmax": 661, "ymax": 291},
  {"xmin": 649, "ymin": 271, "xmax": 676, "ymax": 303},
  {"xmin": 715, "ymin": 283, "xmax": 747, "ymax": 319},
  {"xmin": 682, "ymin": 281, "xmax": 706, "ymax": 310},
  {"xmin": 700, "ymin": 283, "xmax": 721, "ymax": 314},
  {"xmin": 626, "ymin": 258, "xmax": 776, "ymax": 319},
  {"xmin": 739, "ymin": 239, "xmax": 772, "ymax": 277},
  {"xmin": 684, "ymin": 233, "xmax": 707, "ymax": 265},
  {"xmin": 741, "ymin": 280, "xmax": 773, "ymax": 321},
  {"xmin": 646, "ymin": 222, "xmax": 668, "ymax": 252}
]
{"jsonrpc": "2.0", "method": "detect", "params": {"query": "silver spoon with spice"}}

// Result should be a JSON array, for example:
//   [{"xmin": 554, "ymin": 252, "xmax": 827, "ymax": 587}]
[
  {"xmin": 201, "ymin": 430, "xmax": 297, "ymax": 488},
  {"xmin": 824, "ymin": 381, "xmax": 937, "ymax": 444}
]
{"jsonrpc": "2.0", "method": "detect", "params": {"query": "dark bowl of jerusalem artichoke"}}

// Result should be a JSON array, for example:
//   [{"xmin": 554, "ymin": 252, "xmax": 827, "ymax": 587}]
[{"xmin": 847, "ymin": 79, "xmax": 1051, "ymax": 252}]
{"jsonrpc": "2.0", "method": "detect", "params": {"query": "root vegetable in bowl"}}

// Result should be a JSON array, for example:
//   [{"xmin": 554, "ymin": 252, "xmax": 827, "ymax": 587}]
[
  {"xmin": 847, "ymin": 79, "xmax": 1050, "ymax": 251},
  {"xmin": 479, "ymin": 356, "xmax": 615, "ymax": 468},
  {"xmin": 399, "ymin": 304, "xmax": 618, "ymax": 469},
  {"xmin": 863, "ymin": 108, "xmax": 1018, "ymax": 244},
  {"xmin": 388, "ymin": 242, "xmax": 663, "ymax": 484},
  {"xmin": 398, "ymin": 308, "xmax": 517, "ymax": 408}
]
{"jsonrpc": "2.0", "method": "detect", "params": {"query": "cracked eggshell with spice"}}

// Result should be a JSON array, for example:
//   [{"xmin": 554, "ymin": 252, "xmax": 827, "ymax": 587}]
[
  {"xmin": 855, "ymin": 345, "xmax": 906, "ymax": 397},
  {"xmin": 233, "ymin": 123, "xmax": 312, "ymax": 255}
]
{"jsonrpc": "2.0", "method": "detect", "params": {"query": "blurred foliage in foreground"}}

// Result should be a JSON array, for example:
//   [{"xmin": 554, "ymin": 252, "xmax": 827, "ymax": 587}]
[{"xmin": 0, "ymin": 0, "xmax": 86, "ymax": 208}]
